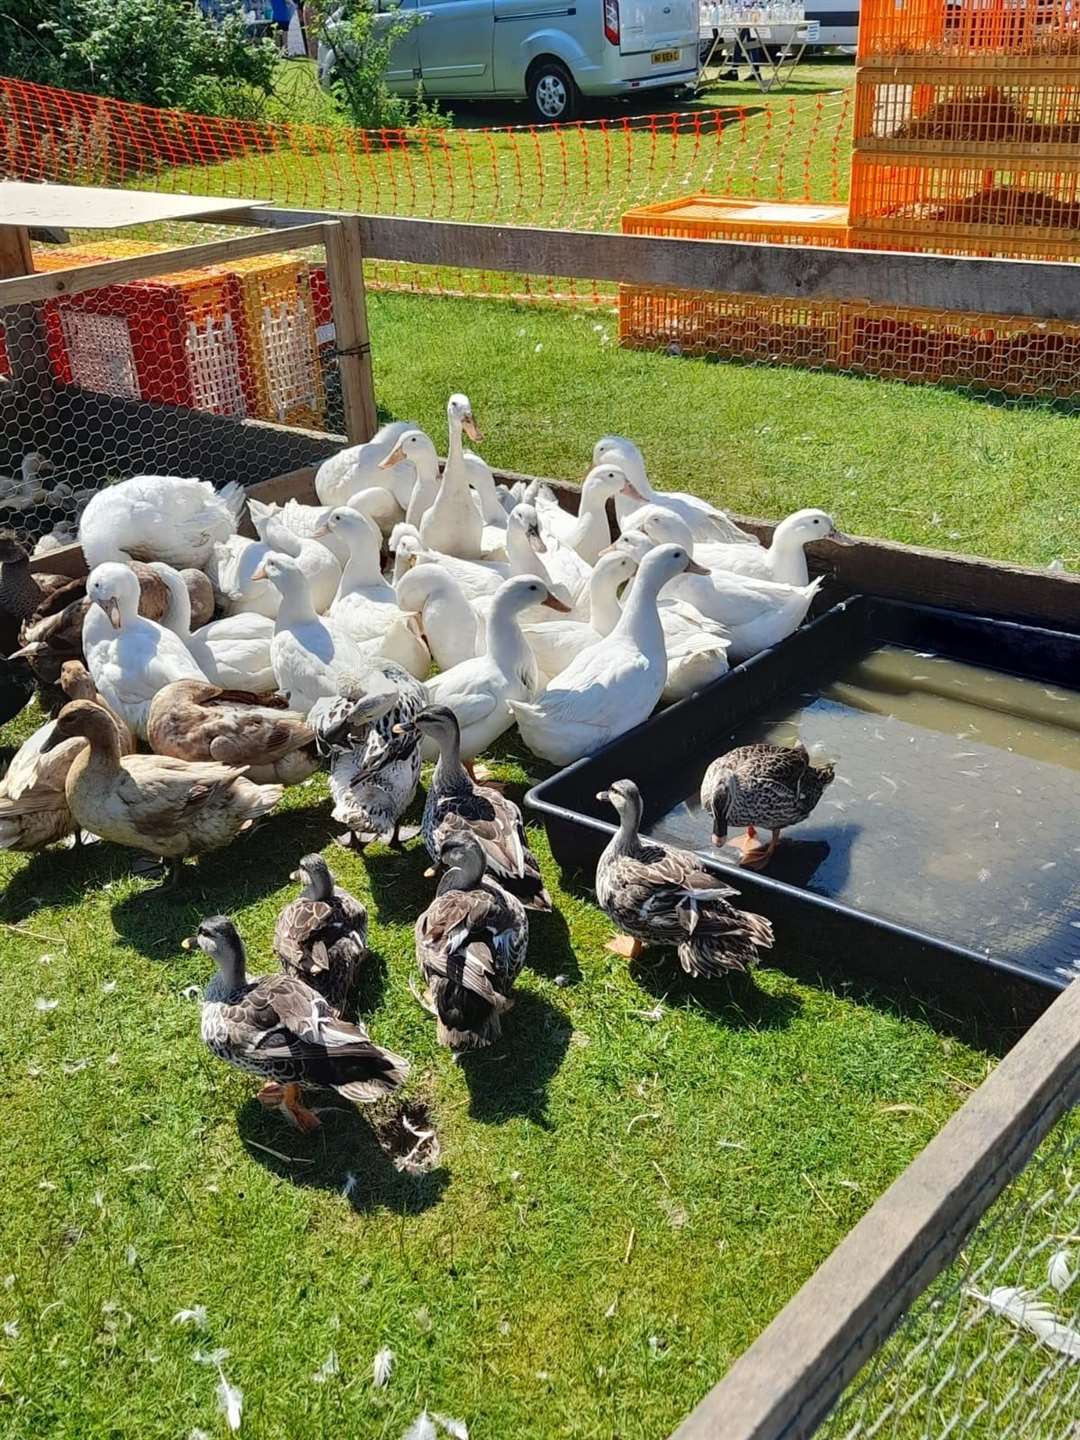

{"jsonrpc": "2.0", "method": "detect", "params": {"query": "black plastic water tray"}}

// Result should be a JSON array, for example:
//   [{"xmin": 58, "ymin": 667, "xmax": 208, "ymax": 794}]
[{"xmin": 526, "ymin": 595, "xmax": 1080, "ymax": 1023}]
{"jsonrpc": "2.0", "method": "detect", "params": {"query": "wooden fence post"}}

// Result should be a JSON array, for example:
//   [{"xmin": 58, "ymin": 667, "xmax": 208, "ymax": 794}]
[
  {"xmin": 322, "ymin": 217, "xmax": 378, "ymax": 445},
  {"xmin": 0, "ymin": 224, "xmax": 56, "ymax": 412}
]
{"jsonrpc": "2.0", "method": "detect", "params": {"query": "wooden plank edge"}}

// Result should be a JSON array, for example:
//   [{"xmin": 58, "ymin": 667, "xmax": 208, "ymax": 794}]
[
  {"xmin": 0, "ymin": 223, "xmax": 328, "ymax": 307},
  {"xmin": 668, "ymin": 977, "xmax": 1080, "ymax": 1440},
  {"xmin": 236, "ymin": 207, "xmax": 1080, "ymax": 323}
]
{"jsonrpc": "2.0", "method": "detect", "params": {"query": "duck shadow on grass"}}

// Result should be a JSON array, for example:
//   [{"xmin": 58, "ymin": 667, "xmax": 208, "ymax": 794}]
[
  {"xmin": 236, "ymin": 1098, "xmax": 448, "ymax": 1215},
  {"xmin": 455, "ymin": 988, "xmax": 572, "ymax": 1128},
  {"xmin": 525, "ymin": 901, "xmax": 581, "ymax": 984},
  {"xmin": 106, "ymin": 805, "xmax": 339, "ymax": 961},
  {"xmin": 630, "ymin": 950, "xmax": 802, "ymax": 1030}
]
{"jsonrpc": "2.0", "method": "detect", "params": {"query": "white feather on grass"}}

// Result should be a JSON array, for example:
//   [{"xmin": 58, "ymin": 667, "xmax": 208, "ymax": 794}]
[
  {"xmin": 402, "ymin": 1412, "xmax": 437, "ymax": 1440},
  {"xmin": 216, "ymin": 1366, "xmax": 243, "ymax": 1432},
  {"xmin": 433, "ymin": 1415, "xmax": 469, "ymax": 1438},
  {"xmin": 372, "ymin": 1346, "xmax": 394, "ymax": 1387},
  {"xmin": 1048, "ymin": 1249, "xmax": 1076, "ymax": 1294},
  {"xmin": 312, "ymin": 1352, "xmax": 339, "ymax": 1384},
  {"xmin": 967, "ymin": 1286, "xmax": 1080, "ymax": 1361},
  {"xmin": 172, "ymin": 1306, "xmax": 208, "ymax": 1328}
]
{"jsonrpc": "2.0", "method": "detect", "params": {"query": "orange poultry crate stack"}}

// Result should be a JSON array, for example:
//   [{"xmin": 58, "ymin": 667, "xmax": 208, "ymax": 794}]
[
  {"xmin": 619, "ymin": 196, "xmax": 850, "ymax": 362},
  {"xmin": 214, "ymin": 255, "xmax": 325, "ymax": 430},
  {"xmin": 857, "ymin": 0, "xmax": 1080, "ymax": 69}
]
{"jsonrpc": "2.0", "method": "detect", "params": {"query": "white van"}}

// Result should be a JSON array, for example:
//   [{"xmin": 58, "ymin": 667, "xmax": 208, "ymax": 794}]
[{"xmin": 321, "ymin": 0, "xmax": 701, "ymax": 123}]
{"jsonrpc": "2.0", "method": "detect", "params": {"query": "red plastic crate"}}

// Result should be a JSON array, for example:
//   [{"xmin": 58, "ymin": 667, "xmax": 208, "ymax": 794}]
[{"xmin": 44, "ymin": 269, "xmax": 245, "ymax": 415}]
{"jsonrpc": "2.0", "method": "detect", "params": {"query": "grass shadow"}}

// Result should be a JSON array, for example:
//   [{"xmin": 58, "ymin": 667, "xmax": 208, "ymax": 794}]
[
  {"xmin": 0, "ymin": 836, "xmax": 120, "ymax": 921},
  {"xmin": 526, "ymin": 901, "xmax": 581, "ymax": 984},
  {"xmin": 456, "ymin": 988, "xmax": 571, "ymax": 1127},
  {"xmin": 349, "ymin": 943, "xmax": 389, "ymax": 1021},
  {"xmin": 236, "ymin": 1098, "xmax": 448, "ymax": 1216},
  {"xmin": 630, "ymin": 949, "xmax": 802, "ymax": 1029},
  {"xmin": 108, "ymin": 804, "xmax": 336, "ymax": 961}
]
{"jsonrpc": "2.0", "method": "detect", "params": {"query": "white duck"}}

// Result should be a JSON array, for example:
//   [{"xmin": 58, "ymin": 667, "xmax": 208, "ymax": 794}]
[
  {"xmin": 521, "ymin": 505, "xmax": 592, "ymax": 620},
  {"xmin": 613, "ymin": 525, "xmax": 822, "ymax": 664},
  {"xmin": 521, "ymin": 548, "xmax": 639, "ymax": 683},
  {"xmin": 320, "ymin": 507, "xmax": 430, "ymax": 680},
  {"xmin": 206, "ymin": 531, "xmax": 278, "ymax": 619},
  {"xmin": 383, "ymin": 430, "xmax": 442, "ymax": 529},
  {"xmin": 418, "ymin": 394, "xmax": 485, "ymax": 560},
  {"xmin": 700, "ymin": 507, "xmax": 851, "ymax": 587},
  {"xmin": 314, "ymin": 419, "xmax": 417, "ymax": 512},
  {"xmin": 596, "ymin": 436, "xmax": 757, "ymax": 547},
  {"xmin": 79, "ymin": 474, "xmax": 245, "ymax": 570},
  {"xmin": 82, "ymin": 563, "xmax": 207, "ymax": 739},
  {"xmin": 249, "ymin": 499, "xmax": 342, "ymax": 614},
  {"xmin": 395, "ymin": 563, "xmax": 482, "ymax": 671},
  {"xmin": 0, "ymin": 453, "xmax": 54, "ymax": 513},
  {"xmin": 424, "ymin": 575, "xmax": 569, "ymax": 762},
  {"xmin": 399, "ymin": 504, "xmax": 561, "ymax": 612},
  {"xmin": 255, "ymin": 553, "xmax": 382, "ymax": 716},
  {"xmin": 273, "ymin": 487, "xmax": 399, "ymax": 567},
  {"xmin": 530, "ymin": 464, "xmax": 625, "ymax": 565},
  {"xmin": 509, "ymin": 543, "xmax": 706, "ymax": 767},
  {"xmin": 150, "ymin": 563, "xmax": 277, "ymax": 695}
]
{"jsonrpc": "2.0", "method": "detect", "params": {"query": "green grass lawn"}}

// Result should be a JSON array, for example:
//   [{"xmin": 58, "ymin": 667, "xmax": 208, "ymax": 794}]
[
  {"xmin": 0, "ymin": 720, "xmax": 1007, "ymax": 1440},
  {"xmin": 364, "ymin": 289, "xmax": 1080, "ymax": 567}
]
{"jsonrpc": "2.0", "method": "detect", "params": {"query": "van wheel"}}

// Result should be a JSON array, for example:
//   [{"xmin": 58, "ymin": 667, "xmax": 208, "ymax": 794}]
[{"xmin": 528, "ymin": 60, "xmax": 579, "ymax": 123}]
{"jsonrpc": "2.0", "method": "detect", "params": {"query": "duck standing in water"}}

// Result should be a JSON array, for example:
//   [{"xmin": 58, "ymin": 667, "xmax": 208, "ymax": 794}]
[{"xmin": 701, "ymin": 741, "xmax": 835, "ymax": 868}]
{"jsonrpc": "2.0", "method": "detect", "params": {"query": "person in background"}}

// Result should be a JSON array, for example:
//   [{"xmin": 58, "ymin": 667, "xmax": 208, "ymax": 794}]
[{"xmin": 270, "ymin": 0, "xmax": 293, "ymax": 49}]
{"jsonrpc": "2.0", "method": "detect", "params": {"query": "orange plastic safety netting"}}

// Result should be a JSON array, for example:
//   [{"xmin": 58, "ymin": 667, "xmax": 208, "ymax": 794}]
[{"xmin": 0, "ymin": 76, "xmax": 852, "ymax": 303}]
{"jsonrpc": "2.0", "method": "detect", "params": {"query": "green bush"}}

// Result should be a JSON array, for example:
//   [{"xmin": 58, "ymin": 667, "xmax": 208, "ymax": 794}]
[
  {"xmin": 322, "ymin": 0, "xmax": 450, "ymax": 130},
  {"xmin": 0, "ymin": 0, "xmax": 278, "ymax": 116}
]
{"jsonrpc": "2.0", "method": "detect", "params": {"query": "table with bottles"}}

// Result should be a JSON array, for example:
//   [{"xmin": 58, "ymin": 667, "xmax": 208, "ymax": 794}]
[{"xmin": 699, "ymin": 1, "xmax": 820, "ymax": 90}]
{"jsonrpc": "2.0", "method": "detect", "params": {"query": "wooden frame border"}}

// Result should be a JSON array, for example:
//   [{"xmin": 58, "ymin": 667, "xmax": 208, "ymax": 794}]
[
  {"xmin": 232, "ymin": 206, "xmax": 1080, "ymax": 324},
  {"xmin": 670, "ymin": 977, "xmax": 1080, "ymax": 1440}
]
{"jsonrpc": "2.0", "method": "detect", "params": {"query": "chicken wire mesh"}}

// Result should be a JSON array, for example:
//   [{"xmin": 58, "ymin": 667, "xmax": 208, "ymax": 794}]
[
  {"xmin": 815, "ymin": 1107, "xmax": 1080, "ymax": 1440},
  {"xmin": 0, "ymin": 253, "xmax": 341, "ymax": 559}
]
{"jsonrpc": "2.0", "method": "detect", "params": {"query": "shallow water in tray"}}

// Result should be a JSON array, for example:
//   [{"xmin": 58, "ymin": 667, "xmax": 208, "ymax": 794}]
[{"xmin": 644, "ymin": 644, "xmax": 1080, "ymax": 984}]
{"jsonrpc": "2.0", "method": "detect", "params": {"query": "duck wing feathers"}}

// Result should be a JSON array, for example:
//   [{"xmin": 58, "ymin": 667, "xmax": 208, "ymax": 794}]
[{"xmin": 213, "ymin": 974, "xmax": 407, "ymax": 1098}]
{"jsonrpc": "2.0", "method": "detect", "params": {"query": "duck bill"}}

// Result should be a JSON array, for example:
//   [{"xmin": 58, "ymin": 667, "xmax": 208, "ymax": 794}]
[
  {"xmin": 621, "ymin": 481, "xmax": 644, "ymax": 501},
  {"xmin": 595, "ymin": 789, "xmax": 611, "ymax": 804},
  {"xmin": 39, "ymin": 727, "xmax": 66, "ymax": 755},
  {"xmin": 380, "ymin": 445, "xmax": 407, "ymax": 470},
  {"xmin": 542, "ymin": 593, "xmax": 572, "ymax": 613},
  {"xmin": 685, "ymin": 558, "xmax": 710, "ymax": 576},
  {"xmin": 310, "ymin": 521, "xmax": 331, "ymax": 539},
  {"xmin": 462, "ymin": 416, "xmax": 482, "ymax": 444},
  {"xmin": 180, "ymin": 936, "xmax": 195, "ymax": 951},
  {"xmin": 828, "ymin": 527, "xmax": 856, "ymax": 546},
  {"xmin": 527, "ymin": 530, "xmax": 547, "ymax": 555},
  {"xmin": 97, "ymin": 596, "xmax": 122, "ymax": 630},
  {"xmin": 249, "ymin": 563, "xmax": 268, "ymax": 582},
  {"xmin": 289, "ymin": 870, "xmax": 301, "ymax": 881}
]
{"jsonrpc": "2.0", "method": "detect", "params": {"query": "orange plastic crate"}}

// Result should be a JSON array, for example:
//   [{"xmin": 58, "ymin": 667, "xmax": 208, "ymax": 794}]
[
  {"xmin": 849, "ymin": 153, "xmax": 1080, "ymax": 255},
  {"xmin": 844, "ymin": 302, "xmax": 1080, "ymax": 397},
  {"xmin": 622, "ymin": 195, "xmax": 851, "ymax": 247},
  {"xmin": 619, "ymin": 286, "xmax": 844, "ymax": 367},
  {"xmin": 858, "ymin": 0, "xmax": 1080, "ymax": 66},
  {"xmin": 854, "ymin": 67, "xmax": 1080, "ymax": 160},
  {"xmin": 216, "ymin": 256, "xmax": 325, "ymax": 428}
]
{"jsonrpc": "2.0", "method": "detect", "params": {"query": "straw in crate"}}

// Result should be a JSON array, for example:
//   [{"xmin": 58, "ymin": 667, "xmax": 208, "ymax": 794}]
[
  {"xmin": 849, "ymin": 153, "xmax": 1080, "ymax": 256},
  {"xmin": 853, "ymin": 66, "xmax": 1080, "ymax": 161},
  {"xmin": 44, "ymin": 267, "xmax": 245, "ymax": 415},
  {"xmin": 844, "ymin": 301, "xmax": 1080, "ymax": 398},
  {"xmin": 215, "ymin": 256, "xmax": 325, "ymax": 430}
]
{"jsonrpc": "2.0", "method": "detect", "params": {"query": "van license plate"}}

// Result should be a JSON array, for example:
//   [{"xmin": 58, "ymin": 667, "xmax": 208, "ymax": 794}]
[{"xmin": 652, "ymin": 48, "xmax": 679, "ymax": 63}]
